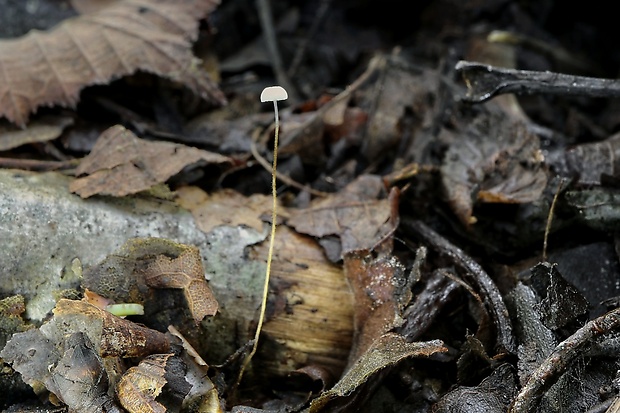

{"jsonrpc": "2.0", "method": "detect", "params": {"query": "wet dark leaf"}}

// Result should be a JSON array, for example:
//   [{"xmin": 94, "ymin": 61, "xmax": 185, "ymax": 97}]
[
  {"xmin": 0, "ymin": 328, "xmax": 60, "ymax": 398},
  {"xmin": 441, "ymin": 112, "xmax": 547, "ymax": 226},
  {"xmin": 343, "ymin": 245, "xmax": 411, "ymax": 363},
  {"xmin": 433, "ymin": 363, "xmax": 517, "ymax": 413},
  {"xmin": 564, "ymin": 188, "xmax": 620, "ymax": 231},
  {"xmin": 565, "ymin": 132, "xmax": 620, "ymax": 185},
  {"xmin": 51, "ymin": 332, "xmax": 121, "ymax": 413},
  {"xmin": 527, "ymin": 262, "xmax": 590, "ymax": 332}
]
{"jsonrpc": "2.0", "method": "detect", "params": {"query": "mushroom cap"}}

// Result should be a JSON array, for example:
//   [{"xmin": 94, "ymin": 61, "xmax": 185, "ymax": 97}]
[{"xmin": 261, "ymin": 86, "xmax": 288, "ymax": 102}]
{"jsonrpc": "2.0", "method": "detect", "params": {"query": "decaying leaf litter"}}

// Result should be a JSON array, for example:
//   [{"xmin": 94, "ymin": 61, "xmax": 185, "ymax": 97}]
[{"xmin": 2, "ymin": 0, "xmax": 620, "ymax": 412}]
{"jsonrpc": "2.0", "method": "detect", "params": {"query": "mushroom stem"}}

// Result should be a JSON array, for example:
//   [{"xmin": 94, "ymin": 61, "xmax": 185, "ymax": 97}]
[{"xmin": 236, "ymin": 86, "xmax": 287, "ymax": 389}]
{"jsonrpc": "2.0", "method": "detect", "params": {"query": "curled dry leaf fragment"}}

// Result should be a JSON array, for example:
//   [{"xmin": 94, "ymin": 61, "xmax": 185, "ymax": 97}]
[
  {"xmin": 0, "ymin": 0, "xmax": 225, "ymax": 127},
  {"xmin": 143, "ymin": 247, "xmax": 219, "ymax": 324},
  {"xmin": 117, "ymin": 354, "xmax": 191, "ymax": 413},
  {"xmin": 70, "ymin": 125, "xmax": 232, "ymax": 198},
  {"xmin": 309, "ymin": 333, "xmax": 447, "ymax": 413},
  {"xmin": 83, "ymin": 237, "xmax": 218, "ymax": 326},
  {"xmin": 50, "ymin": 298, "xmax": 171, "ymax": 359}
]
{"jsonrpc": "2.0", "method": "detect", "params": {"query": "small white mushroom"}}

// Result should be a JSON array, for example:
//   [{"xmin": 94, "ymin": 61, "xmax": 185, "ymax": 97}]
[
  {"xmin": 260, "ymin": 85, "xmax": 288, "ymax": 144},
  {"xmin": 260, "ymin": 85, "xmax": 288, "ymax": 102}
]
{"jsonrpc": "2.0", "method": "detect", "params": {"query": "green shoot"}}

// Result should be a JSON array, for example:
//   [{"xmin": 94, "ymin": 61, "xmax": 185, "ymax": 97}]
[{"xmin": 105, "ymin": 303, "xmax": 144, "ymax": 317}]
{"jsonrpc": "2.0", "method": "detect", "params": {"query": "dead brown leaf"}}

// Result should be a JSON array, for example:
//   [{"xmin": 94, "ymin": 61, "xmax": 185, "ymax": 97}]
[
  {"xmin": 309, "ymin": 333, "xmax": 447, "ymax": 413},
  {"xmin": 117, "ymin": 353, "xmax": 191, "ymax": 413},
  {"xmin": 175, "ymin": 186, "xmax": 273, "ymax": 233},
  {"xmin": 70, "ymin": 125, "xmax": 232, "ymax": 198},
  {"xmin": 83, "ymin": 238, "xmax": 218, "ymax": 327},
  {"xmin": 0, "ymin": 0, "xmax": 225, "ymax": 127},
  {"xmin": 288, "ymin": 174, "xmax": 397, "ymax": 260},
  {"xmin": 143, "ymin": 247, "xmax": 219, "ymax": 324},
  {"xmin": 0, "ymin": 115, "xmax": 74, "ymax": 151},
  {"xmin": 343, "ymin": 245, "xmax": 411, "ymax": 364},
  {"xmin": 0, "ymin": 298, "xmax": 173, "ymax": 411}
]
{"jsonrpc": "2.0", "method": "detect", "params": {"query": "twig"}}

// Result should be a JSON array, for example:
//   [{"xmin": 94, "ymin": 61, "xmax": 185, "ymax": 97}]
[
  {"xmin": 542, "ymin": 178, "xmax": 566, "ymax": 261},
  {"xmin": 250, "ymin": 129, "xmax": 329, "ymax": 197},
  {"xmin": 255, "ymin": 0, "xmax": 299, "ymax": 103},
  {"xmin": 455, "ymin": 61, "xmax": 620, "ymax": 103},
  {"xmin": 403, "ymin": 219, "xmax": 516, "ymax": 354},
  {"xmin": 287, "ymin": 0, "xmax": 332, "ymax": 78},
  {"xmin": 0, "ymin": 157, "xmax": 79, "ymax": 171},
  {"xmin": 509, "ymin": 307, "xmax": 620, "ymax": 413}
]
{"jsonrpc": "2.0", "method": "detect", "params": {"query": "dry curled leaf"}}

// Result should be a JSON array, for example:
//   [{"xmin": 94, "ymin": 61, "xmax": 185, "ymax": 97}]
[
  {"xmin": 143, "ymin": 247, "xmax": 219, "ymax": 324},
  {"xmin": 117, "ymin": 353, "xmax": 191, "ymax": 413},
  {"xmin": 343, "ymin": 245, "xmax": 411, "ymax": 363},
  {"xmin": 51, "ymin": 298, "xmax": 171, "ymax": 359},
  {"xmin": 0, "ymin": 0, "xmax": 225, "ymax": 127},
  {"xmin": 70, "ymin": 125, "xmax": 232, "ymax": 198},
  {"xmin": 309, "ymin": 334, "xmax": 447, "ymax": 413}
]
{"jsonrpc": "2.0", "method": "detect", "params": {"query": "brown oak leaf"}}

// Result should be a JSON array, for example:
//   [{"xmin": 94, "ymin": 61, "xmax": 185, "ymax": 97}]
[
  {"xmin": 143, "ymin": 247, "xmax": 218, "ymax": 324},
  {"xmin": 288, "ymin": 174, "xmax": 398, "ymax": 260},
  {"xmin": 0, "ymin": 0, "xmax": 225, "ymax": 127},
  {"xmin": 70, "ymin": 125, "xmax": 232, "ymax": 198}
]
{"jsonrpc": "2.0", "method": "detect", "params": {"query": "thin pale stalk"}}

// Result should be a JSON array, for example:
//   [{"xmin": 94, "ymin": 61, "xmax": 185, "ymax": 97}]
[{"xmin": 237, "ymin": 101, "xmax": 280, "ymax": 387}]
